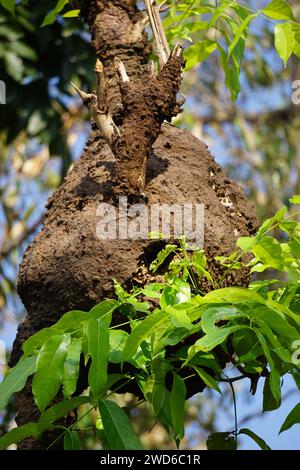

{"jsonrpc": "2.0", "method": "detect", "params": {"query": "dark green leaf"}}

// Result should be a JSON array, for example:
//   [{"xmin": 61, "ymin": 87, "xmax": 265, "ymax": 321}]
[
  {"xmin": 39, "ymin": 396, "xmax": 90, "ymax": 425},
  {"xmin": 207, "ymin": 432, "xmax": 237, "ymax": 450},
  {"xmin": 99, "ymin": 399, "xmax": 143, "ymax": 450},
  {"xmin": 193, "ymin": 367, "xmax": 221, "ymax": 394},
  {"xmin": 0, "ymin": 0, "xmax": 15, "ymax": 16},
  {"xmin": 170, "ymin": 374, "xmax": 186, "ymax": 441},
  {"xmin": 87, "ymin": 318, "xmax": 109, "ymax": 398},
  {"xmin": 263, "ymin": 376, "xmax": 281, "ymax": 411},
  {"xmin": 239, "ymin": 428, "xmax": 271, "ymax": 450},
  {"xmin": 279, "ymin": 403, "xmax": 300, "ymax": 433},
  {"xmin": 64, "ymin": 429, "xmax": 81, "ymax": 450},
  {"xmin": 32, "ymin": 334, "xmax": 71, "ymax": 412}
]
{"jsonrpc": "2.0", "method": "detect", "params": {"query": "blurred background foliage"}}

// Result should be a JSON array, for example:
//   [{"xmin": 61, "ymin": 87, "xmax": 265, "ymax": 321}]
[{"xmin": 0, "ymin": 0, "xmax": 299, "ymax": 449}]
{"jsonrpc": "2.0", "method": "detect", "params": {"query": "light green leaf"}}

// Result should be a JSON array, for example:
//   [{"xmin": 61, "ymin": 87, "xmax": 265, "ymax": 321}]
[
  {"xmin": 99, "ymin": 399, "xmax": 143, "ymax": 450},
  {"xmin": 54, "ymin": 310, "xmax": 90, "ymax": 332},
  {"xmin": 184, "ymin": 40, "xmax": 217, "ymax": 71},
  {"xmin": 170, "ymin": 374, "xmax": 186, "ymax": 441},
  {"xmin": 193, "ymin": 366, "xmax": 221, "ymax": 394},
  {"xmin": 166, "ymin": 305, "xmax": 192, "ymax": 330},
  {"xmin": 274, "ymin": 23, "xmax": 295, "ymax": 67},
  {"xmin": 89, "ymin": 299, "xmax": 119, "ymax": 326},
  {"xmin": 263, "ymin": 0, "xmax": 295, "ymax": 21},
  {"xmin": 150, "ymin": 244, "xmax": 177, "ymax": 272},
  {"xmin": 41, "ymin": 0, "xmax": 69, "ymax": 27},
  {"xmin": 4, "ymin": 51, "xmax": 23, "ymax": 81},
  {"xmin": 109, "ymin": 330, "xmax": 128, "ymax": 364},
  {"xmin": 22, "ymin": 327, "xmax": 62, "ymax": 357},
  {"xmin": 62, "ymin": 9, "xmax": 80, "ymax": 18},
  {"xmin": 279, "ymin": 403, "xmax": 300, "ymax": 433},
  {"xmin": 252, "ymin": 236, "xmax": 286, "ymax": 270},
  {"xmin": 63, "ymin": 338, "xmax": 82, "ymax": 398},
  {"xmin": 236, "ymin": 236, "xmax": 255, "ymax": 251},
  {"xmin": 201, "ymin": 306, "xmax": 248, "ymax": 334},
  {"xmin": 9, "ymin": 41, "xmax": 37, "ymax": 61},
  {"xmin": 191, "ymin": 325, "xmax": 247, "ymax": 353},
  {"xmin": 239, "ymin": 428, "xmax": 271, "ymax": 450},
  {"xmin": 123, "ymin": 310, "xmax": 169, "ymax": 361},
  {"xmin": 290, "ymin": 195, "xmax": 300, "ymax": 205},
  {"xmin": 228, "ymin": 13, "xmax": 258, "ymax": 58},
  {"xmin": 87, "ymin": 318, "xmax": 109, "ymax": 398},
  {"xmin": 32, "ymin": 334, "xmax": 71, "ymax": 412},
  {"xmin": 0, "ymin": 356, "xmax": 36, "ymax": 409}
]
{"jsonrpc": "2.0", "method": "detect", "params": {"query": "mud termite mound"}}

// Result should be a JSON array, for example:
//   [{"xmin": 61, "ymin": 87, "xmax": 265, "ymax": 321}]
[{"xmin": 10, "ymin": 0, "xmax": 258, "ymax": 449}]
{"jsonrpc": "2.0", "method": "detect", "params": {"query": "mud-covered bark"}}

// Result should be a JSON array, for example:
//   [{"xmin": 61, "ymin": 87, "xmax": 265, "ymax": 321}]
[{"xmin": 9, "ymin": 0, "xmax": 258, "ymax": 450}]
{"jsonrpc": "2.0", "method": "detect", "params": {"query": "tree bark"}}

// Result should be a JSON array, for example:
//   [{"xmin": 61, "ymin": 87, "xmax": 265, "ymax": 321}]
[{"xmin": 10, "ymin": 0, "xmax": 258, "ymax": 450}]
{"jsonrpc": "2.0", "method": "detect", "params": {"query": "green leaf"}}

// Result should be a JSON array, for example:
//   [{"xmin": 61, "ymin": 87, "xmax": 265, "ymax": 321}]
[
  {"xmin": 239, "ymin": 428, "xmax": 271, "ymax": 450},
  {"xmin": 0, "ymin": 423, "xmax": 42, "ymax": 450},
  {"xmin": 9, "ymin": 41, "xmax": 37, "ymax": 61},
  {"xmin": 123, "ymin": 310, "xmax": 169, "ymax": 361},
  {"xmin": 109, "ymin": 330, "xmax": 128, "ymax": 363},
  {"xmin": 4, "ymin": 51, "xmax": 23, "ymax": 81},
  {"xmin": 64, "ymin": 429, "xmax": 81, "ymax": 450},
  {"xmin": 170, "ymin": 374, "xmax": 186, "ymax": 441},
  {"xmin": 274, "ymin": 23, "xmax": 295, "ymax": 67},
  {"xmin": 190, "ymin": 325, "xmax": 247, "ymax": 354},
  {"xmin": 32, "ymin": 334, "xmax": 71, "ymax": 412},
  {"xmin": 98, "ymin": 399, "xmax": 143, "ymax": 450},
  {"xmin": 279, "ymin": 403, "xmax": 300, "ymax": 433},
  {"xmin": 201, "ymin": 306, "xmax": 248, "ymax": 334},
  {"xmin": 42, "ymin": 0, "xmax": 69, "ymax": 26},
  {"xmin": 87, "ymin": 318, "xmax": 109, "ymax": 398},
  {"xmin": 22, "ymin": 327, "xmax": 62, "ymax": 357},
  {"xmin": 263, "ymin": 0, "xmax": 295, "ymax": 21},
  {"xmin": 228, "ymin": 13, "xmax": 258, "ymax": 58},
  {"xmin": 207, "ymin": 432, "xmax": 237, "ymax": 450},
  {"xmin": 254, "ymin": 330, "xmax": 281, "ymax": 403},
  {"xmin": 41, "ymin": 11, "xmax": 58, "ymax": 27},
  {"xmin": 63, "ymin": 338, "xmax": 82, "ymax": 398},
  {"xmin": 193, "ymin": 366, "xmax": 221, "ymax": 394},
  {"xmin": 166, "ymin": 305, "xmax": 192, "ymax": 330},
  {"xmin": 54, "ymin": 310, "xmax": 90, "ymax": 332},
  {"xmin": 263, "ymin": 376, "xmax": 281, "ymax": 411},
  {"xmin": 89, "ymin": 299, "xmax": 119, "ymax": 325},
  {"xmin": 150, "ymin": 244, "xmax": 177, "ymax": 272},
  {"xmin": 290, "ymin": 195, "xmax": 300, "ymax": 205},
  {"xmin": 184, "ymin": 40, "xmax": 217, "ymax": 71},
  {"xmin": 0, "ymin": 0, "xmax": 15, "ymax": 16},
  {"xmin": 62, "ymin": 9, "xmax": 80, "ymax": 18},
  {"xmin": 219, "ymin": 46, "xmax": 241, "ymax": 100},
  {"xmin": 39, "ymin": 396, "xmax": 90, "ymax": 425},
  {"xmin": 252, "ymin": 236, "xmax": 286, "ymax": 270},
  {"xmin": 142, "ymin": 283, "xmax": 164, "ymax": 299},
  {"xmin": 0, "ymin": 356, "xmax": 36, "ymax": 409},
  {"xmin": 236, "ymin": 236, "xmax": 255, "ymax": 251}
]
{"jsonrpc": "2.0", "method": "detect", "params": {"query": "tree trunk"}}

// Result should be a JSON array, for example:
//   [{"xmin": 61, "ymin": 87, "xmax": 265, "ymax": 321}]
[{"xmin": 10, "ymin": 0, "xmax": 258, "ymax": 450}]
